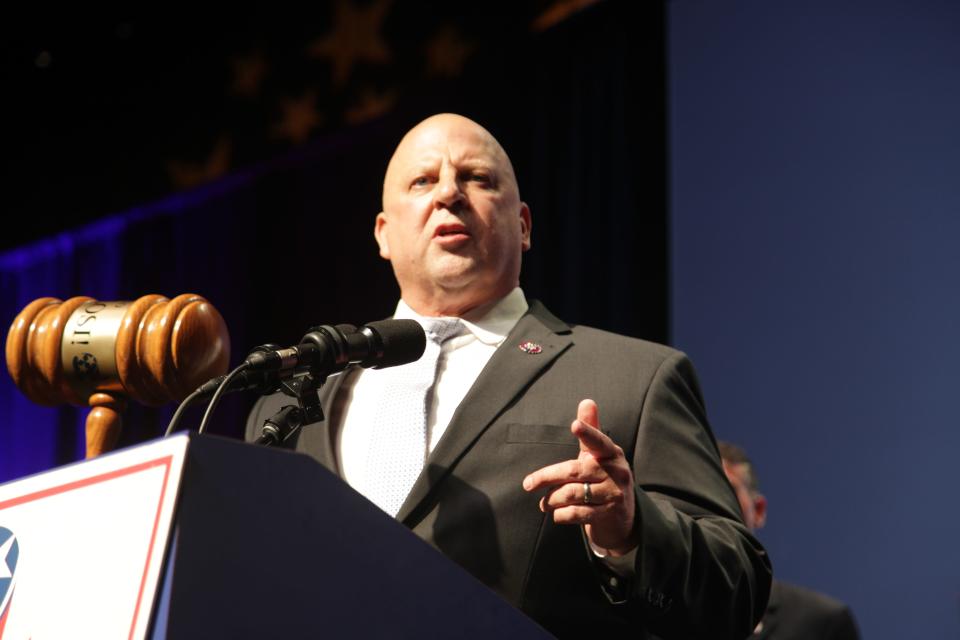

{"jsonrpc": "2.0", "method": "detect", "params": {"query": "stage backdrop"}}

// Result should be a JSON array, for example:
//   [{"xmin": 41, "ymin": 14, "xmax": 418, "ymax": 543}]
[
  {"xmin": 1, "ymin": 2, "xmax": 667, "ymax": 485},
  {"xmin": 669, "ymin": 1, "xmax": 960, "ymax": 638}
]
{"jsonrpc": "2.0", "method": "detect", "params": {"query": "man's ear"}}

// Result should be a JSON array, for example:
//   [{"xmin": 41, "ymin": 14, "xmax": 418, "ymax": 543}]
[
  {"xmin": 374, "ymin": 212, "xmax": 390, "ymax": 259},
  {"xmin": 752, "ymin": 493, "xmax": 768, "ymax": 529},
  {"xmin": 519, "ymin": 202, "xmax": 532, "ymax": 251}
]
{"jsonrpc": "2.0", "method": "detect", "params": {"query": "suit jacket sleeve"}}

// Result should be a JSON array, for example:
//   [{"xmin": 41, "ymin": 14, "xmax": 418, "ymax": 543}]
[{"xmin": 623, "ymin": 351, "xmax": 772, "ymax": 639}]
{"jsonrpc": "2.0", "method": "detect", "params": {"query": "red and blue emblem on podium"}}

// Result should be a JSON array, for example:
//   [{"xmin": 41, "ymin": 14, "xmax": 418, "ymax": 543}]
[{"xmin": 0, "ymin": 527, "xmax": 19, "ymax": 637}]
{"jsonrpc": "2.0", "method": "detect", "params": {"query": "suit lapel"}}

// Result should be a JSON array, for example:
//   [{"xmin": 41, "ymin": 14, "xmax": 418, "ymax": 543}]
[{"xmin": 397, "ymin": 301, "xmax": 573, "ymax": 525}]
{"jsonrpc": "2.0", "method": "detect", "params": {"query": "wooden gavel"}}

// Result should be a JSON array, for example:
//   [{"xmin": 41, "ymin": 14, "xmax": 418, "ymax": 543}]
[{"xmin": 5, "ymin": 293, "xmax": 230, "ymax": 458}]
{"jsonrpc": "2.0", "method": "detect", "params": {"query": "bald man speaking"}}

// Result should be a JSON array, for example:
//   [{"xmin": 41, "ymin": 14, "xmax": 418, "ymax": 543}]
[{"xmin": 247, "ymin": 114, "xmax": 771, "ymax": 638}]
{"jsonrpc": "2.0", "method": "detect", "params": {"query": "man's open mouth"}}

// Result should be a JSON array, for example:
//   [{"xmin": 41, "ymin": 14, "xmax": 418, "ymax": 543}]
[{"xmin": 435, "ymin": 224, "xmax": 469, "ymax": 237}]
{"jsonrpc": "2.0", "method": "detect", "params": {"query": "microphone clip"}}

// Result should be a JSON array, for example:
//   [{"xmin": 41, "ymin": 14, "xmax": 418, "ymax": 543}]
[{"xmin": 256, "ymin": 370, "xmax": 326, "ymax": 447}]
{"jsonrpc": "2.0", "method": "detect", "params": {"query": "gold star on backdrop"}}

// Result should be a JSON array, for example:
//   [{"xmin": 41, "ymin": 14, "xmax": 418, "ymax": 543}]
[
  {"xmin": 307, "ymin": 0, "xmax": 393, "ymax": 86},
  {"xmin": 344, "ymin": 87, "xmax": 397, "ymax": 125},
  {"xmin": 531, "ymin": 0, "xmax": 601, "ymax": 32},
  {"xmin": 167, "ymin": 136, "xmax": 233, "ymax": 190},
  {"xmin": 424, "ymin": 25, "xmax": 475, "ymax": 78},
  {"xmin": 231, "ymin": 51, "xmax": 269, "ymax": 98},
  {"xmin": 271, "ymin": 91, "xmax": 323, "ymax": 144}
]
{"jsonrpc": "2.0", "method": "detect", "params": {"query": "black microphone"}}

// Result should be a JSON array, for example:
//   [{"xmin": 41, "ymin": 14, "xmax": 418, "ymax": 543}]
[
  {"xmin": 345, "ymin": 319, "xmax": 428, "ymax": 369},
  {"xmin": 243, "ymin": 320, "xmax": 426, "ymax": 377}
]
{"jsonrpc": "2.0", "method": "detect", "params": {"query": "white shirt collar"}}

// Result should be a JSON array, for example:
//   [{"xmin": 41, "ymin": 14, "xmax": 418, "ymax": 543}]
[{"xmin": 393, "ymin": 287, "xmax": 529, "ymax": 347}]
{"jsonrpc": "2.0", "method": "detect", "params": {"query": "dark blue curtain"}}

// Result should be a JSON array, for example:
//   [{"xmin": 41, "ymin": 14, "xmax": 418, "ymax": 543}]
[{"xmin": 1, "ymin": 0, "xmax": 665, "ymax": 483}]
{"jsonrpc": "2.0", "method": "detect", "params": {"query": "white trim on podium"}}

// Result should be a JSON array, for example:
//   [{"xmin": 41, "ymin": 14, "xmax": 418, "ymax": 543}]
[{"xmin": 0, "ymin": 435, "xmax": 189, "ymax": 640}]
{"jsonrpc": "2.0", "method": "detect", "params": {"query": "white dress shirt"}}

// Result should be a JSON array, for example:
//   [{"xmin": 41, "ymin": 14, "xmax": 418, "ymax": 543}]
[{"xmin": 334, "ymin": 288, "xmax": 529, "ymax": 496}]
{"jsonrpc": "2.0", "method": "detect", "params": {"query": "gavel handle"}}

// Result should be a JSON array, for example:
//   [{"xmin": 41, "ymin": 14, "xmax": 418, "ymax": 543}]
[{"xmin": 86, "ymin": 392, "xmax": 127, "ymax": 458}]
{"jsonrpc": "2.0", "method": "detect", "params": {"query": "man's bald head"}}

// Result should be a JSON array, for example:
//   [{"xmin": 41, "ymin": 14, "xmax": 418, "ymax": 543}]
[{"xmin": 374, "ymin": 113, "xmax": 531, "ymax": 316}]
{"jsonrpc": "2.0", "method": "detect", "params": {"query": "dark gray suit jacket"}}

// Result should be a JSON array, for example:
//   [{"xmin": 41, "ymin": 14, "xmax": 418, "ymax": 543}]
[
  {"xmin": 246, "ymin": 301, "xmax": 772, "ymax": 638},
  {"xmin": 754, "ymin": 580, "xmax": 860, "ymax": 640}
]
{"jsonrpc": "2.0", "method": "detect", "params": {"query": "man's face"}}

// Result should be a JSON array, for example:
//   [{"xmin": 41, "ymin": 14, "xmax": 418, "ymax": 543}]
[
  {"xmin": 375, "ymin": 114, "xmax": 531, "ymax": 316},
  {"xmin": 722, "ymin": 460, "xmax": 767, "ymax": 531}
]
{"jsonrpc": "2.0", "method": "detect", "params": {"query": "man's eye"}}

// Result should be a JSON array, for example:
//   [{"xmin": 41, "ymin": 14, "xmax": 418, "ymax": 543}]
[
  {"xmin": 412, "ymin": 177, "xmax": 430, "ymax": 187},
  {"xmin": 470, "ymin": 174, "xmax": 490, "ymax": 184}
]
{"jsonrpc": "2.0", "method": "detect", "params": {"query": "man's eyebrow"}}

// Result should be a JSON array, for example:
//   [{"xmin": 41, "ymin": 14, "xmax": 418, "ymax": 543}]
[
  {"xmin": 407, "ymin": 155, "xmax": 443, "ymax": 171},
  {"xmin": 401, "ymin": 161, "xmax": 439, "ymax": 177},
  {"xmin": 456, "ymin": 159, "xmax": 498, "ymax": 172}
]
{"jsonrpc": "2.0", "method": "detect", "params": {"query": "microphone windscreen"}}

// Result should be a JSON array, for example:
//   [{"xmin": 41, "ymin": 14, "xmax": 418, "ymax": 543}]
[{"xmin": 365, "ymin": 319, "xmax": 426, "ymax": 368}]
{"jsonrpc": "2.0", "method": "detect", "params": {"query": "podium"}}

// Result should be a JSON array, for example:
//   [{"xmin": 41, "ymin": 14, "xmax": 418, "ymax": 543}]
[{"xmin": 0, "ymin": 433, "xmax": 553, "ymax": 639}]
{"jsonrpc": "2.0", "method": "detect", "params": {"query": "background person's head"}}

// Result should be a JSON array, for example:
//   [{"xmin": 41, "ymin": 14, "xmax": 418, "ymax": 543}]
[{"xmin": 718, "ymin": 441, "xmax": 768, "ymax": 531}]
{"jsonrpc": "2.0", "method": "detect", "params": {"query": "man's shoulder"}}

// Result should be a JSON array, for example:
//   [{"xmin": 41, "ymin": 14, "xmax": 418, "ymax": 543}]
[
  {"xmin": 525, "ymin": 299, "xmax": 681, "ymax": 356},
  {"xmin": 523, "ymin": 300, "xmax": 690, "ymax": 376},
  {"xmin": 569, "ymin": 322, "xmax": 678, "ymax": 355},
  {"xmin": 772, "ymin": 579, "xmax": 858, "ymax": 631},
  {"xmin": 775, "ymin": 579, "xmax": 850, "ymax": 612}
]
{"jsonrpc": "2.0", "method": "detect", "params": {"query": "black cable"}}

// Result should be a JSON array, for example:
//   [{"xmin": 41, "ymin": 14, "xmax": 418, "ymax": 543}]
[
  {"xmin": 163, "ymin": 386, "xmax": 205, "ymax": 437},
  {"xmin": 197, "ymin": 363, "xmax": 252, "ymax": 435}
]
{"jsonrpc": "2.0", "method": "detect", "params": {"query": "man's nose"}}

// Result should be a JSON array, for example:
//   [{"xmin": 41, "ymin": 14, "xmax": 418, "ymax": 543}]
[{"xmin": 433, "ymin": 174, "xmax": 465, "ymax": 212}]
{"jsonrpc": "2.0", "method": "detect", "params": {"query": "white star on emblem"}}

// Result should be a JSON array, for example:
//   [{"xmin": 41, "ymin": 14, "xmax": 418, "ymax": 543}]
[{"xmin": 0, "ymin": 535, "xmax": 13, "ymax": 579}]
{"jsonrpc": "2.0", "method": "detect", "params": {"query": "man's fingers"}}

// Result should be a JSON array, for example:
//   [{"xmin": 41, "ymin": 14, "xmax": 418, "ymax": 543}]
[
  {"xmin": 577, "ymin": 398, "xmax": 599, "ymax": 429},
  {"xmin": 572, "ymin": 419, "xmax": 620, "ymax": 459},
  {"xmin": 542, "ymin": 483, "xmax": 588, "ymax": 510},
  {"xmin": 550, "ymin": 504, "xmax": 616, "ymax": 525},
  {"xmin": 540, "ymin": 481, "xmax": 622, "ymax": 511},
  {"xmin": 523, "ymin": 458, "xmax": 603, "ymax": 492},
  {"xmin": 573, "ymin": 398, "xmax": 623, "ymax": 458},
  {"xmin": 576, "ymin": 399, "xmax": 599, "ymax": 453}
]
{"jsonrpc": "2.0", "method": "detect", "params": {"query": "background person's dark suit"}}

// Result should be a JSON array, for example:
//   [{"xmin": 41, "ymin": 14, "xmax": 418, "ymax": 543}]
[
  {"xmin": 755, "ymin": 580, "xmax": 860, "ymax": 640},
  {"xmin": 247, "ymin": 301, "xmax": 771, "ymax": 638}
]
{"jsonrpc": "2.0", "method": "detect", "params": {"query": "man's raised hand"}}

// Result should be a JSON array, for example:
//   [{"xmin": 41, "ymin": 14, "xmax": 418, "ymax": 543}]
[{"xmin": 522, "ymin": 399, "xmax": 639, "ymax": 556}]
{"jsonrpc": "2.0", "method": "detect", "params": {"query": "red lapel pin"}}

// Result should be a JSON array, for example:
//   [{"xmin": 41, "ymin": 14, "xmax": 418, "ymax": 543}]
[{"xmin": 518, "ymin": 341, "xmax": 543, "ymax": 354}]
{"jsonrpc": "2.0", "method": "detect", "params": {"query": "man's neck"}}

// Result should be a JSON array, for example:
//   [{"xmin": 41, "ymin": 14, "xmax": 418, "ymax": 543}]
[
  {"xmin": 400, "ymin": 284, "xmax": 516, "ymax": 318},
  {"xmin": 394, "ymin": 288, "xmax": 528, "ymax": 346}
]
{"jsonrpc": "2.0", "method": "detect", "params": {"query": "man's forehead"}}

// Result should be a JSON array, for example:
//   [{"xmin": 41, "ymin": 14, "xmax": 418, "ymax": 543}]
[
  {"xmin": 381, "ymin": 114, "xmax": 521, "ymax": 203},
  {"xmin": 394, "ymin": 121, "xmax": 505, "ymax": 167},
  {"xmin": 722, "ymin": 460, "xmax": 746, "ymax": 480},
  {"xmin": 723, "ymin": 461, "xmax": 756, "ymax": 491},
  {"xmin": 401, "ymin": 147, "xmax": 499, "ymax": 170}
]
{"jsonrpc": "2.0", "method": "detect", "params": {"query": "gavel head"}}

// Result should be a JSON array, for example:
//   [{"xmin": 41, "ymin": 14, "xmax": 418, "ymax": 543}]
[{"xmin": 5, "ymin": 293, "xmax": 230, "ymax": 408}]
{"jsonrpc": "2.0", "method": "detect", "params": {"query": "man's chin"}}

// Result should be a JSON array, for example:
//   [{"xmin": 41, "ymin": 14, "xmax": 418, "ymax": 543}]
[
  {"xmin": 431, "ymin": 273, "xmax": 478, "ymax": 293},
  {"xmin": 427, "ymin": 257, "xmax": 480, "ymax": 287}
]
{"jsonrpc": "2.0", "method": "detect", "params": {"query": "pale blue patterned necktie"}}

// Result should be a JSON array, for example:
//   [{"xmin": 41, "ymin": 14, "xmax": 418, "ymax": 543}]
[{"xmin": 363, "ymin": 317, "xmax": 464, "ymax": 517}]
